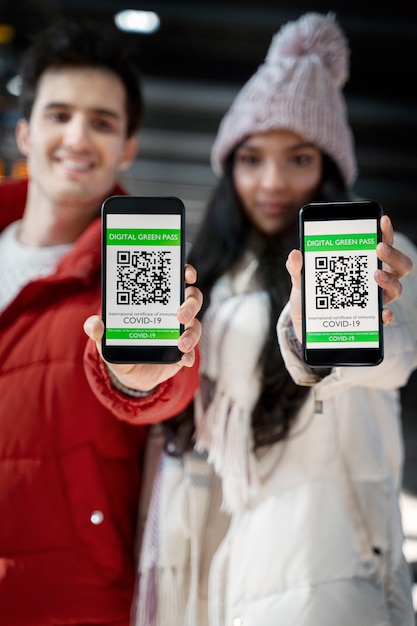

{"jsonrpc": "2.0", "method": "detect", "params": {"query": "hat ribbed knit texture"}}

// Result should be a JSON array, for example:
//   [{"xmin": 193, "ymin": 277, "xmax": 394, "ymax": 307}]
[{"xmin": 211, "ymin": 12, "xmax": 357, "ymax": 186}]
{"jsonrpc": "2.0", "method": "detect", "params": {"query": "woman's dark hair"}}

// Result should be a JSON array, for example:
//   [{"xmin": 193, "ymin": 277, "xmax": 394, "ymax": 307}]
[
  {"xmin": 17, "ymin": 18, "xmax": 143, "ymax": 137},
  {"xmin": 162, "ymin": 151, "xmax": 353, "ymax": 455}
]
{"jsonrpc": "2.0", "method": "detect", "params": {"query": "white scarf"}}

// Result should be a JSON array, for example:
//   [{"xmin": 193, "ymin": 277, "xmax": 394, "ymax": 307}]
[{"xmin": 135, "ymin": 251, "xmax": 270, "ymax": 626}]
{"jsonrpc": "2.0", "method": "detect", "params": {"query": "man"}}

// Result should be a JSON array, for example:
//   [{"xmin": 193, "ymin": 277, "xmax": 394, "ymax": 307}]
[{"xmin": 0, "ymin": 18, "xmax": 201, "ymax": 625}]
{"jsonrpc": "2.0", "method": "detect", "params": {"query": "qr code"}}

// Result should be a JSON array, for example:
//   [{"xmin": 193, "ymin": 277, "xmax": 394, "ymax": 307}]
[
  {"xmin": 314, "ymin": 255, "xmax": 368, "ymax": 309},
  {"xmin": 116, "ymin": 250, "xmax": 171, "ymax": 305}
]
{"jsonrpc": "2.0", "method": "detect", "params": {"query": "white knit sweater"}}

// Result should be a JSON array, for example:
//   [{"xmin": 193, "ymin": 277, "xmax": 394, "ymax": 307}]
[{"xmin": 0, "ymin": 220, "xmax": 71, "ymax": 312}]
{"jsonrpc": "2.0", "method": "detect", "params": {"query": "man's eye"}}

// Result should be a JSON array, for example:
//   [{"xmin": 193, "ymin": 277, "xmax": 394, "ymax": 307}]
[
  {"xmin": 93, "ymin": 119, "xmax": 114, "ymax": 132},
  {"xmin": 47, "ymin": 111, "xmax": 69, "ymax": 123}
]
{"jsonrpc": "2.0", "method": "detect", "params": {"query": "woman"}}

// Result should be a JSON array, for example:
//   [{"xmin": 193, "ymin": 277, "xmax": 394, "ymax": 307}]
[{"xmin": 135, "ymin": 12, "xmax": 417, "ymax": 625}]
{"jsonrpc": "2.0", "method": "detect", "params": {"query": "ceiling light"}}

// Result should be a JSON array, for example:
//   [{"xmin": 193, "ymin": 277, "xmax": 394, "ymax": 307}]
[
  {"xmin": 114, "ymin": 10, "xmax": 160, "ymax": 34},
  {"xmin": 6, "ymin": 74, "xmax": 21, "ymax": 97}
]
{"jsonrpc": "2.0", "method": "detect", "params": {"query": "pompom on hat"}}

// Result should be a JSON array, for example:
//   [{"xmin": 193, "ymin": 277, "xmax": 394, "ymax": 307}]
[{"xmin": 211, "ymin": 12, "xmax": 357, "ymax": 186}]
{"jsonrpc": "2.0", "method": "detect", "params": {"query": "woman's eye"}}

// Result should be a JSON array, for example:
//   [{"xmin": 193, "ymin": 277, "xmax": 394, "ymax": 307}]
[
  {"xmin": 236, "ymin": 153, "xmax": 260, "ymax": 166},
  {"xmin": 291, "ymin": 154, "xmax": 314, "ymax": 166}
]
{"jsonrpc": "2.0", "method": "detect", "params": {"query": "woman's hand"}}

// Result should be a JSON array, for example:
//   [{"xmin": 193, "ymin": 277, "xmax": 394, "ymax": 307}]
[
  {"xmin": 286, "ymin": 214, "xmax": 413, "ymax": 343},
  {"xmin": 375, "ymin": 214, "xmax": 413, "ymax": 324},
  {"xmin": 83, "ymin": 264, "xmax": 203, "ymax": 391},
  {"xmin": 285, "ymin": 248, "xmax": 304, "ymax": 344}
]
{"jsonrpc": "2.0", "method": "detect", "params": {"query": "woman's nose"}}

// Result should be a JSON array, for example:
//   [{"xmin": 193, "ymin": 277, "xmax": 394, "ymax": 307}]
[{"xmin": 260, "ymin": 161, "xmax": 287, "ymax": 189}]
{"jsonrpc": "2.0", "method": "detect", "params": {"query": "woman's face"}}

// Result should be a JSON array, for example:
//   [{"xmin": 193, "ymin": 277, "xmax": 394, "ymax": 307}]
[{"xmin": 233, "ymin": 129, "xmax": 323, "ymax": 237}]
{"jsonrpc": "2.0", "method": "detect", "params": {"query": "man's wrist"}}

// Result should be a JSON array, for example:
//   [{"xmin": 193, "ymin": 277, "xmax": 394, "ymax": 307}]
[{"xmin": 106, "ymin": 366, "xmax": 158, "ymax": 398}]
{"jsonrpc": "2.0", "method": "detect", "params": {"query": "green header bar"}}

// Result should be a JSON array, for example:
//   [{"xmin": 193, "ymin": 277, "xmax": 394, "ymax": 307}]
[
  {"xmin": 106, "ymin": 328, "xmax": 180, "ymax": 340},
  {"xmin": 107, "ymin": 228, "xmax": 181, "ymax": 246},
  {"xmin": 304, "ymin": 233, "xmax": 377, "ymax": 252},
  {"xmin": 306, "ymin": 331, "xmax": 379, "ymax": 344}
]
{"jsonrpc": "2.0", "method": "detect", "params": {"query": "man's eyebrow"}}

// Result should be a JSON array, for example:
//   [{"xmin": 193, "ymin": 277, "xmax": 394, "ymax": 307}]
[{"xmin": 43, "ymin": 102, "xmax": 122, "ymax": 119}]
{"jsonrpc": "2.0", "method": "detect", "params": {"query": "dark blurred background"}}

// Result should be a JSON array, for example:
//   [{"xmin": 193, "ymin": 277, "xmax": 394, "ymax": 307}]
[{"xmin": 1, "ymin": 0, "xmax": 417, "ymax": 610}]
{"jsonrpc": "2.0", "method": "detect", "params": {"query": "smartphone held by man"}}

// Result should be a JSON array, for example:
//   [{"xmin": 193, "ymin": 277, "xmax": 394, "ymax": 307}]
[{"xmin": 101, "ymin": 195, "xmax": 186, "ymax": 364}]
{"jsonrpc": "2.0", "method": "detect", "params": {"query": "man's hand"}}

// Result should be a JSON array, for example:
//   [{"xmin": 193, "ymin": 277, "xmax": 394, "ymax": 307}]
[
  {"xmin": 286, "ymin": 214, "xmax": 414, "ymax": 343},
  {"xmin": 84, "ymin": 264, "xmax": 202, "ymax": 391}
]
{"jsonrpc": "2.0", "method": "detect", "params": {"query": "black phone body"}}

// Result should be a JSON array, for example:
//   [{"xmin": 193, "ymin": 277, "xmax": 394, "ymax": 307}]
[
  {"xmin": 299, "ymin": 200, "xmax": 384, "ymax": 367},
  {"xmin": 101, "ymin": 195, "xmax": 185, "ymax": 364}
]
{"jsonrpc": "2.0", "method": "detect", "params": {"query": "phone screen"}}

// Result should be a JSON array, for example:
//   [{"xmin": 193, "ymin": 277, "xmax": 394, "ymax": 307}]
[
  {"xmin": 102, "ymin": 196, "xmax": 184, "ymax": 363},
  {"xmin": 300, "ymin": 201, "xmax": 384, "ymax": 366}
]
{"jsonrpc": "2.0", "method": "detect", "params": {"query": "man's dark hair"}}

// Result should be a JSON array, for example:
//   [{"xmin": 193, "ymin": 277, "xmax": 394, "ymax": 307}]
[{"xmin": 17, "ymin": 18, "xmax": 144, "ymax": 137}]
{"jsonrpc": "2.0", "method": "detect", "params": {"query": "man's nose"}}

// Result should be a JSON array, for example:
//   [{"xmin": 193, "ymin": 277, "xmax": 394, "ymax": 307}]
[{"xmin": 62, "ymin": 115, "xmax": 92, "ymax": 149}]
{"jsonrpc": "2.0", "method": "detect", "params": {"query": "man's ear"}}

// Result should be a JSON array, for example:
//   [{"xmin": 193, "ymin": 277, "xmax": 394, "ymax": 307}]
[
  {"xmin": 118, "ymin": 135, "xmax": 138, "ymax": 172},
  {"xmin": 15, "ymin": 119, "xmax": 30, "ymax": 157}
]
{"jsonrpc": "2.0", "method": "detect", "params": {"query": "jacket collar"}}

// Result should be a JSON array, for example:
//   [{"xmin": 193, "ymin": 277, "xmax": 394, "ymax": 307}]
[{"xmin": 0, "ymin": 178, "xmax": 129, "ymax": 282}]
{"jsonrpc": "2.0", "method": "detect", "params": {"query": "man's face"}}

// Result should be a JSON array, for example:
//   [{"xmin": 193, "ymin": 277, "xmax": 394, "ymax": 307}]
[{"xmin": 16, "ymin": 67, "xmax": 137, "ymax": 211}]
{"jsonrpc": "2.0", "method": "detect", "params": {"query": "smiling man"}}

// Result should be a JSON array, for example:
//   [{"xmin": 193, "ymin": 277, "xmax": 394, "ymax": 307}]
[
  {"xmin": 0, "ymin": 18, "xmax": 201, "ymax": 626},
  {"xmin": 15, "ymin": 66, "xmax": 138, "ymax": 245}
]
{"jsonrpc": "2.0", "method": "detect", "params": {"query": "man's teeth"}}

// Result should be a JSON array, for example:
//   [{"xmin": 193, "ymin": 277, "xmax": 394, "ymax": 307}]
[{"xmin": 61, "ymin": 159, "xmax": 90, "ymax": 170}]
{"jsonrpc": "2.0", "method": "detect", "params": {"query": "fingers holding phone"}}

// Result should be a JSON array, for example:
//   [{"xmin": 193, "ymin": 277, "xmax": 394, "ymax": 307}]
[
  {"xmin": 85, "ymin": 268, "xmax": 202, "ymax": 361},
  {"xmin": 84, "ymin": 260, "xmax": 202, "ymax": 390},
  {"xmin": 285, "ymin": 249, "xmax": 303, "ymax": 344},
  {"xmin": 376, "ymin": 214, "xmax": 413, "ymax": 311},
  {"xmin": 177, "ymin": 273, "xmax": 203, "ymax": 365}
]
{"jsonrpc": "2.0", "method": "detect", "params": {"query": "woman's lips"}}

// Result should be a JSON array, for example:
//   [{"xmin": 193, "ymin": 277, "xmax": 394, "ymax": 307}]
[{"xmin": 258, "ymin": 202, "xmax": 287, "ymax": 216}]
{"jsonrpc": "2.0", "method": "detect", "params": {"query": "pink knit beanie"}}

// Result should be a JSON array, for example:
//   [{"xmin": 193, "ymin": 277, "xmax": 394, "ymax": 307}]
[{"xmin": 211, "ymin": 12, "xmax": 357, "ymax": 186}]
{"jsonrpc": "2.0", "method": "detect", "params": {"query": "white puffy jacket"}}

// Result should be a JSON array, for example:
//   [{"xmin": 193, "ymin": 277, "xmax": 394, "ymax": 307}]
[{"xmin": 205, "ymin": 232, "xmax": 417, "ymax": 626}]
